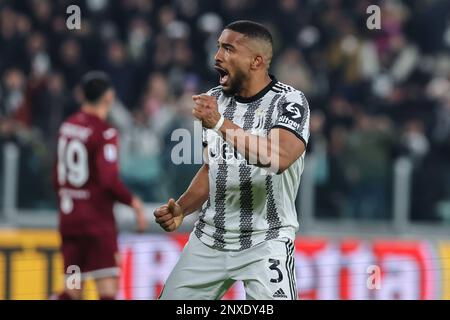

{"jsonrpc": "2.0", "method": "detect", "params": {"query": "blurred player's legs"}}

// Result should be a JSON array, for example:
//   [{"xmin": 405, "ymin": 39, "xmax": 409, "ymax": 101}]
[
  {"xmin": 56, "ymin": 233, "xmax": 120, "ymax": 299},
  {"xmin": 57, "ymin": 275, "xmax": 119, "ymax": 300},
  {"xmin": 57, "ymin": 284, "xmax": 83, "ymax": 300},
  {"xmin": 95, "ymin": 276, "xmax": 119, "ymax": 300}
]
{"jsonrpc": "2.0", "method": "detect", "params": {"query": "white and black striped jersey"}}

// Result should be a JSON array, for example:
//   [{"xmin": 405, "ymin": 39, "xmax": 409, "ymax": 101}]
[{"xmin": 194, "ymin": 76, "xmax": 310, "ymax": 251}]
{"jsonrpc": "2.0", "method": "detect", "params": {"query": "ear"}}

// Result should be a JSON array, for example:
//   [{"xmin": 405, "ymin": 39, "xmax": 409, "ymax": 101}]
[
  {"xmin": 104, "ymin": 89, "xmax": 115, "ymax": 103},
  {"xmin": 251, "ymin": 55, "xmax": 264, "ymax": 70}
]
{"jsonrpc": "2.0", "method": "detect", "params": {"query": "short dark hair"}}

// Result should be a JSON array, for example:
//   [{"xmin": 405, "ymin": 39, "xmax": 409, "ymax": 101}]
[
  {"xmin": 81, "ymin": 71, "xmax": 112, "ymax": 103},
  {"xmin": 224, "ymin": 20, "xmax": 273, "ymax": 46}
]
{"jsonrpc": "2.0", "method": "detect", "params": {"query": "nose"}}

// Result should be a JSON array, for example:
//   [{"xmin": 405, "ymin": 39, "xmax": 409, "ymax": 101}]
[{"xmin": 214, "ymin": 47, "xmax": 223, "ymax": 64}]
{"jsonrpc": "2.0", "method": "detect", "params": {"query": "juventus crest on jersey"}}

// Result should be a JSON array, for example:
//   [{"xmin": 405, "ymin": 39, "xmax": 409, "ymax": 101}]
[{"xmin": 194, "ymin": 76, "xmax": 311, "ymax": 251}]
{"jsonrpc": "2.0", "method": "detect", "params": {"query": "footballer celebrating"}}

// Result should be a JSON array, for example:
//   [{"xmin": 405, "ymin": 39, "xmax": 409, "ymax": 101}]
[{"xmin": 155, "ymin": 20, "xmax": 310, "ymax": 300}]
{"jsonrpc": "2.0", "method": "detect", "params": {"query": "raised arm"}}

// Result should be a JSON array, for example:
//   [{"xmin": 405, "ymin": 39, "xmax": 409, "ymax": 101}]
[
  {"xmin": 217, "ymin": 120, "xmax": 305, "ymax": 173},
  {"xmin": 192, "ymin": 92, "xmax": 310, "ymax": 174}
]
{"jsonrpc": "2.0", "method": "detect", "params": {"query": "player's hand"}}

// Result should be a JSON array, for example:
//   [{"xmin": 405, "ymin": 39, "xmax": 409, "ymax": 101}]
[
  {"xmin": 192, "ymin": 94, "xmax": 222, "ymax": 129},
  {"xmin": 131, "ymin": 197, "xmax": 148, "ymax": 233},
  {"xmin": 154, "ymin": 198, "xmax": 184, "ymax": 232}
]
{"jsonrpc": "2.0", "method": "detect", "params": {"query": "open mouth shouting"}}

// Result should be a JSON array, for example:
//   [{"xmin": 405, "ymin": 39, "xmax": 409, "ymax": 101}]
[{"xmin": 214, "ymin": 65, "xmax": 230, "ymax": 86}]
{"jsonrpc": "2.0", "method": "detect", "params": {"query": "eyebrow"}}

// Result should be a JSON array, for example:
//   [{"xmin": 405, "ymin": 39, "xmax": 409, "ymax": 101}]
[{"xmin": 217, "ymin": 42, "xmax": 236, "ymax": 50}]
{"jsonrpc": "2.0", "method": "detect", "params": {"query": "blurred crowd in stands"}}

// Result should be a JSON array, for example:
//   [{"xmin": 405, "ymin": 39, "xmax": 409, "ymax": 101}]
[{"xmin": 1, "ymin": 0, "xmax": 450, "ymax": 222}]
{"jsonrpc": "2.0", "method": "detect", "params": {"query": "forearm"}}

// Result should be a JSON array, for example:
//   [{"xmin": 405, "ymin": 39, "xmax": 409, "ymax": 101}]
[
  {"xmin": 176, "ymin": 164, "xmax": 210, "ymax": 217},
  {"xmin": 219, "ymin": 119, "xmax": 282, "ymax": 170},
  {"xmin": 105, "ymin": 176, "xmax": 133, "ymax": 206},
  {"xmin": 192, "ymin": 93, "xmax": 306, "ymax": 174}
]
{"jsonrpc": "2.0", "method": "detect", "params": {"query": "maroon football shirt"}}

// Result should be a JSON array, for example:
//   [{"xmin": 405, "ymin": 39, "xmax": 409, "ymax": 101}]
[{"xmin": 54, "ymin": 110, "xmax": 133, "ymax": 236}]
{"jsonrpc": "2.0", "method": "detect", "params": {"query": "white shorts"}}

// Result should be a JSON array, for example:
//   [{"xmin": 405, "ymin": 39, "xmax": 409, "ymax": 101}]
[{"xmin": 159, "ymin": 233, "xmax": 297, "ymax": 300}]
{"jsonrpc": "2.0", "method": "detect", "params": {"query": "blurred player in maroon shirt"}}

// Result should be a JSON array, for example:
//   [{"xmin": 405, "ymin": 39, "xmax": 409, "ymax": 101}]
[{"xmin": 54, "ymin": 71, "xmax": 148, "ymax": 300}]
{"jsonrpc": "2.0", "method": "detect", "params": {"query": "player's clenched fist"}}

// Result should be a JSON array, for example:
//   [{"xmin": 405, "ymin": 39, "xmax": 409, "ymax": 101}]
[
  {"xmin": 154, "ymin": 198, "xmax": 184, "ymax": 232},
  {"xmin": 192, "ymin": 94, "xmax": 222, "ymax": 129}
]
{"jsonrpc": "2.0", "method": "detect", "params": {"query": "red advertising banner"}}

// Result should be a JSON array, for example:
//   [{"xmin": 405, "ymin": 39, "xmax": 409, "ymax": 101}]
[
  {"xmin": 0, "ymin": 230, "xmax": 443, "ymax": 299},
  {"xmin": 117, "ymin": 234, "xmax": 439, "ymax": 300}
]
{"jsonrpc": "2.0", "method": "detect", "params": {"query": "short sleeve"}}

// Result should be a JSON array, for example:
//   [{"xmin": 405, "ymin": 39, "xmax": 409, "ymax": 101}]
[
  {"xmin": 96, "ymin": 127, "xmax": 133, "ymax": 205},
  {"xmin": 98, "ymin": 128, "xmax": 119, "ymax": 165},
  {"xmin": 271, "ymin": 90, "xmax": 310, "ymax": 147}
]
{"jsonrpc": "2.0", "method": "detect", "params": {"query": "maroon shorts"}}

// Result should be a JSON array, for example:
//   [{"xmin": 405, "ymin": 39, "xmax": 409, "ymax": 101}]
[{"xmin": 61, "ymin": 233, "xmax": 120, "ymax": 279}]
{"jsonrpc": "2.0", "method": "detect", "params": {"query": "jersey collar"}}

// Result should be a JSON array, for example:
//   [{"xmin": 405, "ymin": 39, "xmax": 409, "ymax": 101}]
[{"xmin": 233, "ymin": 74, "xmax": 277, "ymax": 103}]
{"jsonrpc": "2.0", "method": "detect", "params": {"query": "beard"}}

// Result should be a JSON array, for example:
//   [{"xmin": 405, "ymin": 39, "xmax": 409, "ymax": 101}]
[{"xmin": 222, "ymin": 68, "xmax": 247, "ymax": 97}]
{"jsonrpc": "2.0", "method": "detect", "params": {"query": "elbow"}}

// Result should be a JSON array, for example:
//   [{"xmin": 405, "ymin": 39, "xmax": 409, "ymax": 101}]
[
  {"xmin": 274, "ymin": 156, "xmax": 294, "ymax": 174},
  {"xmin": 259, "ymin": 160, "xmax": 289, "ymax": 175},
  {"xmin": 275, "ymin": 163, "xmax": 289, "ymax": 175},
  {"xmin": 255, "ymin": 154, "xmax": 290, "ymax": 174},
  {"xmin": 273, "ymin": 151, "xmax": 291, "ymax": 174}
]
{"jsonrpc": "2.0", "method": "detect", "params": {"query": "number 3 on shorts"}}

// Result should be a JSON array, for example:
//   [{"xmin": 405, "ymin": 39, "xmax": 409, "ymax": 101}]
[{"xmin": 268, "ymin": 258, "xmax": 283, "ymax": 283}]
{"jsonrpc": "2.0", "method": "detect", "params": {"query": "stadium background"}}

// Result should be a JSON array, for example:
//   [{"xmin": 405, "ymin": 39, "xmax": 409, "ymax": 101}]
[{"xmin": 1, "ymin": 0, "xmax": 450, "ymax": 299}]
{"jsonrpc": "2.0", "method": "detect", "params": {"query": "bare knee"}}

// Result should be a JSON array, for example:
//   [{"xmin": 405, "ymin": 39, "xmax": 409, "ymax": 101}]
[
  {"xmin": 95, "ymin": 277, "xmax": 119, "ymax": 299},
  {"xmin": 59, "ymin": 286, "xmax": 83, "ymax": 300}
]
